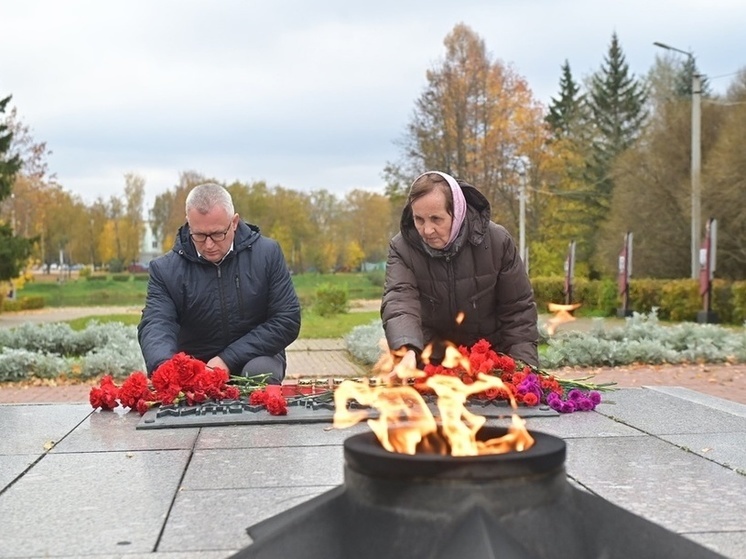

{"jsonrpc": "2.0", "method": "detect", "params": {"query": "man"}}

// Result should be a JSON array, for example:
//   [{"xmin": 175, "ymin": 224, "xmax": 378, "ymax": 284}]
[{"xmin": 138, "ymin": 183, "xmax": 301, "ymax": 384}]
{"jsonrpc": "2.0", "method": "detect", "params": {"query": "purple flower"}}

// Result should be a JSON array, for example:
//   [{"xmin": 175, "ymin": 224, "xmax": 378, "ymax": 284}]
[
  {"xmin": 589, "ymin": 391, "xmax": 602, "ymax": 405},
  {"xmin": 578, "ymin": 398, "xmax": 594, "ymax": 411},
  {"xmin": 567, "ymin": 389, "xmax": 584, "ymax": 401},
  {"xmin": 549, "ymin": 398, "xmax": 563, "ymax": 412},
  {"xmin": 560, "ymin": 401, "xmax": 576, "ymax": 413}
]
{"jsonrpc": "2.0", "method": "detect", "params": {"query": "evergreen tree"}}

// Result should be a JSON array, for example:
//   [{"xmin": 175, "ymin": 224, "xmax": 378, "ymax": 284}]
[
  {"xmin": 535, "ymin": 61, "xmax": 596, "ymax": 277},
  {"xmin": 675, "ymin": 56, "xmax": 711, "ymax": 98},
  {"xmin": 0, "ymin": 94, "xmax": 34, "ymax": 284},
  {"xmin": 0, "ymin": 95, "xmax": 22, "ymax": 201},
  {"xmin": 584, "ymin": 33, "xmax": 649, "ymax": 276},
  {"xmin": 545, "ymin": 60, "xmax": 590, "ymax": 140}
]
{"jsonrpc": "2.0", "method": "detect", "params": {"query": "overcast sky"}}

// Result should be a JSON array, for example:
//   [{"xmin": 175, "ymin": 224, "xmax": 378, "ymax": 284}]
[{"xmin": 2, "ymin": 0, "xmax": 744, "ymax": 209}]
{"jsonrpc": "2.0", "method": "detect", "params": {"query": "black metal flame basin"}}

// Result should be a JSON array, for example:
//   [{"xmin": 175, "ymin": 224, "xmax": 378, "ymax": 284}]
[{"xmin": 231, "ymin": 426, "xmax": 725, "ymax": 559}]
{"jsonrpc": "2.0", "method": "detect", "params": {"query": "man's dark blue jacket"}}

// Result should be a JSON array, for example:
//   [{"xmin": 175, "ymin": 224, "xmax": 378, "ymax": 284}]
[{"xmin": 137, "ymin": 219, "xmax": 301, "ymax": 375}]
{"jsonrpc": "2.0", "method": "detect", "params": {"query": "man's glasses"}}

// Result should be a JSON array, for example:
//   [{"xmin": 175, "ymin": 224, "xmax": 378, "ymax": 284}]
[{"xmin": 189, "ymin": 223, "xmax": 232, "ymax": 243}]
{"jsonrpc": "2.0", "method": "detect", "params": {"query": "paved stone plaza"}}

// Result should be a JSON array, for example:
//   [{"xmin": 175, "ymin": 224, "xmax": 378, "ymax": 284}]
[{"xmin": 1, "ymin": 386, "xmax": 745, "ymax": 558}]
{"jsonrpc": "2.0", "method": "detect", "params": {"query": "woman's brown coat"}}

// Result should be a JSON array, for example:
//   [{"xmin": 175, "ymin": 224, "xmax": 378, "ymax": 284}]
[{"xmin": 381, "ymin": 180, "xmax": 539, "ymax": 367}]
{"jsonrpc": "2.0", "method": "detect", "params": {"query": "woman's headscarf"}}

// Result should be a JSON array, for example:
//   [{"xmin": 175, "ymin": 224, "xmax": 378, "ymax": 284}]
[{"xmin": 411, "ymin": 171, "xmax": 466, "ymax": 250}]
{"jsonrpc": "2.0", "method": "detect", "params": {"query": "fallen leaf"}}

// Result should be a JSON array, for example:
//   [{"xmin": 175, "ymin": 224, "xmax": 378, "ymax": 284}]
[{"xmin": 43, "ymin": 440, "xmax": 56, "ymax": 451}]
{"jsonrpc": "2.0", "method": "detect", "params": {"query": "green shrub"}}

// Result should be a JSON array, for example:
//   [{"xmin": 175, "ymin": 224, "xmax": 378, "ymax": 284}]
[
  {"xmin": 111, "ymin": 273, "xmax": 131, "ymax": 282},
  {"xmin": 108, "ymin": 258, "xmax": 125, "ymax": 273},
  {"xmin": 86, "ymin": 274, "xmax": 109, "ymax": 282},
  {"xmin": 314, "ymin": 283, "xmax": 349, "ymax": 317},
  {"xmin": 732, "ymin": 281, "xmax": 746, "ymax": 324},
  {"xmin": 78, "ymin": 266, "xmax": 93, "ymax": 278},
  {"xmin": 132, "ymin": 273, "xmax": 149, "ymax": 282},
  {"xmin": 659, "ymin": 280, "xmax": 701, "ymax": 321},
  {"xmin": 366, "ymin": 269, "xmax": 386, "ymax": 288},
  {"xmin": 2, "ymin": 295, "xmax": 45, "ymax": 312}
]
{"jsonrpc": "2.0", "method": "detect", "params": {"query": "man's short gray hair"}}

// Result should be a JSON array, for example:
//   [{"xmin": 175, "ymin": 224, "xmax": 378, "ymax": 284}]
[{"xmin": 185, "ymin": 183, "xmax": 235, "ymax": 216}]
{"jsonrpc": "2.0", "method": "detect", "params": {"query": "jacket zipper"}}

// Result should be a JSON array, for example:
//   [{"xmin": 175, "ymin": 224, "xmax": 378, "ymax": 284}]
[
  {"xmin": 217, "ymin": 265, "xmax": 229, "ymax": 342},
  {"xmin": 445, "ymin": 256, "xmax": 457, "ymax": 316},
  {"xmin": 235, "ymin": 274, "xmax": 244, "ymax": 317}
]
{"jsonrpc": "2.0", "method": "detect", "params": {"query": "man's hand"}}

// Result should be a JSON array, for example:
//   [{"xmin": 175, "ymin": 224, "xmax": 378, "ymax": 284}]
[{"xmin": 206, "ymin": 356, "xmax": 229, "ymax": 372}]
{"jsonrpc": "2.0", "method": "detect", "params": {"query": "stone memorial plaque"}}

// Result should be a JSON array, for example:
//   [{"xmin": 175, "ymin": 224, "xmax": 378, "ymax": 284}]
[{"xmin": 136, "ymin": 395, "xmax": 558, "ymax": 430}]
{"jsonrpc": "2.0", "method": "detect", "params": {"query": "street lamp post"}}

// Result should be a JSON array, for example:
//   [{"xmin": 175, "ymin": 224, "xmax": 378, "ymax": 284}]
[
  {"xmin": 653, "ymin": 41, "xmax": 702, "ymax": 279},
  {"xmin": 514, "ymin": 157, "xmax": 529, "ymax": 271},
  {"xmin": 519, "ymin": 171, "xmax": 526, "ymax": 267}
]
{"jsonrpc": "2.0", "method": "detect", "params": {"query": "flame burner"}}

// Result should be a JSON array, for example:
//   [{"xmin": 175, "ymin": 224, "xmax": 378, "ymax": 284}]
[{"xmin": 232, "ymin": 427, "xmax": 724, "ymax": 559}]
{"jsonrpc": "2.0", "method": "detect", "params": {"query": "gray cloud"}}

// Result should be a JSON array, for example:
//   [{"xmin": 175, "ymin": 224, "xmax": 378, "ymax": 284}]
[{"xmin": 2, "ymin": 0, "xmax": 744, "ymax": 207}]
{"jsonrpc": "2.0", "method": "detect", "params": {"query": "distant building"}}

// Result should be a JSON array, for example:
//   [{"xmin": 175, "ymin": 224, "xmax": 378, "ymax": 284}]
[
  {"xmin": 361, "ymin": 261, "xmax": 385, "ymax": 272},
  {"xmin": 138, "ymin": 221, "xmax": 163, "ymax": 266}
]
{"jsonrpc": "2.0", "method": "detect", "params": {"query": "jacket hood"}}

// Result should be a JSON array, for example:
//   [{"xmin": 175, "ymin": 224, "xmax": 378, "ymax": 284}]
[
  {"xmin": 173, "ymin": 220, "xmax": 261, "ymax": 262},
  {"xmin": 400, "ymin": 179, "xmax": 491, "ymax": 249}
]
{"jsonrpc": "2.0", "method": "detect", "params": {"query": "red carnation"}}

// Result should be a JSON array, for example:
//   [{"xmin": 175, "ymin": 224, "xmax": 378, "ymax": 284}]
[
  {"xmin": 151, "ymin": 360, "xmax": 182, "ymax": 404},
  {"xmin": 483, "ymin": 387, "xmax": 501, "ymax": 400},
  {"xmin": 495, "ymin": 354, "xmax": 516, "ymax": 374},
  {"xmin": 249, "ymin": 389, "xmax": 269, "ymax": 405},
  {"xmin": 118, "ymin": 371, "xmax": 151, "ymax": 409},
  {"xmin": 265, "ymin": 395, "xmax": 288, "ymax": 416},
  {"xmin": 470, "ymin": 339, "xmax": 492, "ymax": 354},
  {"xmin": 89, "ymin": 375, "xmax": 120, "ymax": 410},
  {"xmin": 136, "ymin": 399, "xmax": 152, "ymax": 415}
]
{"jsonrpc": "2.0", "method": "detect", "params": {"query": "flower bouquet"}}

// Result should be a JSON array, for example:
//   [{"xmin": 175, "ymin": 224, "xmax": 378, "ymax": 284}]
[
  {"xmin": 414, "ymin": 339, "xmax": 616, "ymax": 413},
  {"xmin": 89, "ymin": 352, "xmax": 288, "ymax": 416}
]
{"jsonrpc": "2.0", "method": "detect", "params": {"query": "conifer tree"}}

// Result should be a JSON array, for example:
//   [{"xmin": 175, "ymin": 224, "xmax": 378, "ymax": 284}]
[
  {"xmin": 546, "ymin": 60, "xmax": 590, "ymax": 140},
  {"xmin": 584, "ymin": 33, "xmax": 649, "ymax": 275},
  {"xmin": 0, "ymin": 95, "xmax": 22, "ymax": 201},
  {"xmin": 0, "ymin": 94, "xmax": 33, "ymax": 284}
]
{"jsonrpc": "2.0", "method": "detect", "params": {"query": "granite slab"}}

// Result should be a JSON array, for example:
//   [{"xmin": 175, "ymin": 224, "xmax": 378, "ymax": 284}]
[
  {"xmin": 0, "ymin": 449, "xmax": 191, "ymax": 557},
  {"xmin": 1, "ymin": 388, "xmax": 744, "ymax": 559},
  {"xmin": 53, "ymin": 407, "xmax": 200, "ymax": 453},
  {"xmin": 594, "ymin": 387, "xmax": 746, "ymax": 435},
  {"xmin": 565, "ymin": 436, "xmax": 746, "ymax": 534},
  {"xmin": 159, "ymin": 486, "xmax": 334, "ymax": 553},
  {"xmin": 181, "ymin": 446, "xmax": 345, "ymax": 490},
  {"xmin": 0, "ymin": 454, "xmax": 37, "ymax": 490},
  {"xmin": 0, "ymin": 403, "xmax": 92, "ymax": 454}
]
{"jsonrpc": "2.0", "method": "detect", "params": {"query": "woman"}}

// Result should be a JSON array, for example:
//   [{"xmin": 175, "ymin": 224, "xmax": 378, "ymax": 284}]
[{"xmin": 381, "ymin": 171, "xmax": 539, "ymax": 368}]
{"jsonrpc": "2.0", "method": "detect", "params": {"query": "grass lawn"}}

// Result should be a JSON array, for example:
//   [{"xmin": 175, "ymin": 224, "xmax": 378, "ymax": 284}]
[
  {"xmin": 65, "ymin": 310, "xmax": 380, "ymax": 339},
  {"xmin": 18, "ymin": 271, "xmax": 383, "ymax": 308}
]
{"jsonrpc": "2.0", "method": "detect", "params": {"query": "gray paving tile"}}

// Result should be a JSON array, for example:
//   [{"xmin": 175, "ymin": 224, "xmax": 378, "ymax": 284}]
[
  {"xmin": 195, "ymin": 422, "xmax": 368, "ymax": 449},
  {"xmin": 660, "ymin": 432, "xmax": 746, "ymax": 473},
  {"xmin": 52, "ymin": 407, "xmax": 199, "ymax": 453},
  {"xmin": 684, "ymin": 531, "xmax": 746, "ymax": 559},
  {"xmin": 488, "ymin": 411, "xmax": 643, "ymax": 439},
  {"xmin": 30, "ymin": 553, "xmax": 232, "ymax": 559},
  {"xmin": 566, "ymin": 436, "xmax": 746, "ymax": 534},
  {"xmin": 0, "ymin": 454, "xmax": 36, "ymax": 489},
  {"xmin": 286, "ymin": 349, "xmax": 365, "ymax": 378},
  {"xmin": 287, "ymin": 339, "xmax": 346, "ymax": 351},
  {"xmin": 0, "ymin": 403, "xmax": 92, "ymax": 454},
  {"xmin": 595, "ymin": 388, "xmax": 746, "ymax": 435},
  {"xmin": 160, "ymin": 486, "xmax": 333, "ymax": 553},
  {"xmin": 182, "ymin": 446, "xmax": 344, "ymax": 490},
  {"xmin": 648, "ymin": 386, "xmax": 746, "ymax": 418},
  {"xmin": 0, "ymin": 449, "xmax": 190, "ymax": 557}
]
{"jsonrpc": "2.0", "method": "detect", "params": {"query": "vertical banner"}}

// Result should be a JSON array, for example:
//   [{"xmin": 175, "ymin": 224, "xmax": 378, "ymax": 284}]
[
  {"xmin": 617, "ymin": 231, "xmax": 633, "ymax": 317},
  {"xmin": 698, "ymin": 218, "xmax": 718, "ymax": 323},
  {"xmin": 564, "ymin": 240, "xmax": 575, "ymax": 305}
]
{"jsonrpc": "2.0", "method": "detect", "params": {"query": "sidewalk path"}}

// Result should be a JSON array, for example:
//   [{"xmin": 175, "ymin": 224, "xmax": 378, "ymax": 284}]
[{"xmin": 0, "ymin": 305, "xmax": 141, "ymax": 329}]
